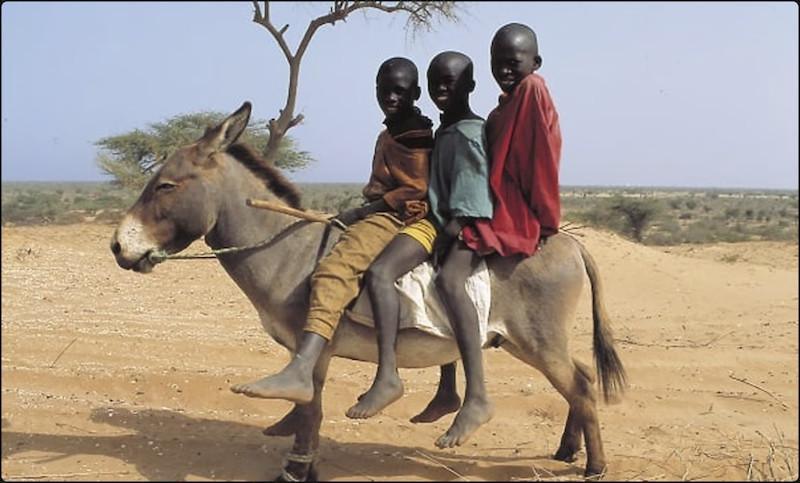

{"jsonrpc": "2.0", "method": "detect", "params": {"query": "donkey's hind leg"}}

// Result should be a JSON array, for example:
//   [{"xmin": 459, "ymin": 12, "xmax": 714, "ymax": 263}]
[
  {"xmin": 504, "ymin": 344, "xmax": 606, "ymax": 477},
  {"xmin": 552, "ymin": 359, "xmax": 596, "ymax": 463},
  {"xmin": 553, "ymin": 404, "xmax": 583, "ymax": 462}
]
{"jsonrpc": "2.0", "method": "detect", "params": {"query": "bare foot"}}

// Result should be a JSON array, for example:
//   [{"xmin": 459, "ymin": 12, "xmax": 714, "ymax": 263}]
[
  {"xmin": 410, "ymin": 391, "xmax": 461, "ymax": 423},
  {"xmin": 230, "ymin": 369, "xmax": 313, "ymax": 404},
  {"xmin": 434, "ymin": 399, "xmax": 493, "ymax": 448},
  {"xmin": 345, "ymin": 375, "xmax": 404, "ymax": 419},
  {"xmin": 263, "ymin": 407, "xmax": 302, "ymax": 436}
]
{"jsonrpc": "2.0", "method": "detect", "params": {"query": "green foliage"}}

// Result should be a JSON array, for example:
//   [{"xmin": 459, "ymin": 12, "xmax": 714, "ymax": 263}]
[
  {"xmin": 577, "ymin": 196, "xmax": 662, "ymax": 242},
  {"xmin": 297, "ymin": 183, "xmax": 364, "ymax": 213},
  {"xmin": 609, "ymin": 197, "xmax": 662, "ymax": 242},
  {"xmin": 1, "ymin": 182, "xmax": 137, "ymax": 226},
  {"xmin": 562, "ymin": 187, "xmax": 798, "ymax": 245},
  {"xmin": 95, "ymin": 111, "xmax": 314, "ymax": 190}
]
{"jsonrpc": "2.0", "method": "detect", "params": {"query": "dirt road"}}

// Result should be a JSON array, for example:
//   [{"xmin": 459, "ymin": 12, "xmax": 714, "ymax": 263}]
[{"xmin": 2, "ymin": 223, "xmax": 797, "ymax": 481}]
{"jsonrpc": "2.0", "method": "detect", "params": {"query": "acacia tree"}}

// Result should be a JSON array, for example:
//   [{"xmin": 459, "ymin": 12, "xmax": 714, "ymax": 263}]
[
  {"xmin": 96, "ymin": 111, "xmax": 312, "ymax": 190},
  {"xmin": 610, "ymin": 197, "xmax": 662, "ymax": 242},
  {"xmin": 250, "ymin": 1, "xmax": 461, "ymax": 164}
]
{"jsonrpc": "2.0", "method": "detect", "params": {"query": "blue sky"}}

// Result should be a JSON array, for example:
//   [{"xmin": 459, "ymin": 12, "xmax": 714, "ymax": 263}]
[{"xmin": 2, "ymin": 1, "xmax": 798, "ymax": 189}]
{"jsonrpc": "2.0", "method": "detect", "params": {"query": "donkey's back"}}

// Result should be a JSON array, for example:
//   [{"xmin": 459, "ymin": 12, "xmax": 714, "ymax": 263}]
[{"xmin": 326, "ymin": 232, "xmax": 589, "ymax": 368}]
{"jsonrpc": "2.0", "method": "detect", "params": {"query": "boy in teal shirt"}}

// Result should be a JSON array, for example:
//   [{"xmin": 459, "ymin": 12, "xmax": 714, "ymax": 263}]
[{"xmin": 348, "ymin": 51, "xmax": 494, "ymax": 449}]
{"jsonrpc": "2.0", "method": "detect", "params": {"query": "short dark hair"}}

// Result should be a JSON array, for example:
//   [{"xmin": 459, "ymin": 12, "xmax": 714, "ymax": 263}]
[
  {"xmin": 428, "ymin": 51, "xmax": 474, "ymax": 81},
  {"xmin": 492, "ymin": 22, "xmax": 539, "ymax": 54},
  {"xmin": 376, "ymin": 57, "xmax": 419, "ymax": 85}
]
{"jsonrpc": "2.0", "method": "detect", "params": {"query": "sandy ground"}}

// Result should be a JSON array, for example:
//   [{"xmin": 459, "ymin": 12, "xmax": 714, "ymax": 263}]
[{"xmin": 1, "ymin": 223, "xmax": 797, "ymax": 481}]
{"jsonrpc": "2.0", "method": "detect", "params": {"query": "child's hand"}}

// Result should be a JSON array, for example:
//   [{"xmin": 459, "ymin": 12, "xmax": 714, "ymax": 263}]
[
  {"xmin": 432, "ymin": 218, "xmax": 466, "ymax": 269},
  {"xmin": 431, "ymin": 242, "xmax": 446, "ymax": 270},
  {"xmin": 431, "ymin": 234, "xmax": 455, "ymax": 270},
  {"xmin": 330, "ymin": 207, "xmax": 363, "ymax": 228}
]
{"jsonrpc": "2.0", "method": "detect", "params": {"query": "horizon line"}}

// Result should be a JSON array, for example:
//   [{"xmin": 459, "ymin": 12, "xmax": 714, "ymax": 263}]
[{"xmin": 1, "ymin": 180, "xmax": 797, "ymax": 192}]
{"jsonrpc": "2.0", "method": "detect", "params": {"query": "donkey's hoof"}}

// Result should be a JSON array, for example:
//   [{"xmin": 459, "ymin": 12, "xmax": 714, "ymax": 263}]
[
  {"xmin": 584, "ymin": 463, "xmax": 606, "ymax": 480},
  {"xmin": 275, "ymin": 465, "xmax": 317, "ymax": 482},
  {"xmin": 553, "ymin": 445, "xmax": 580, "ymax": 462}
]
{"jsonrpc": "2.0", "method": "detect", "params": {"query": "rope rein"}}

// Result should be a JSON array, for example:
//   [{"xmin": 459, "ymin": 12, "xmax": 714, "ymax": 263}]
[{"xmin": 146, "ymin": 219, "xmax": 310, "ymax": 265}]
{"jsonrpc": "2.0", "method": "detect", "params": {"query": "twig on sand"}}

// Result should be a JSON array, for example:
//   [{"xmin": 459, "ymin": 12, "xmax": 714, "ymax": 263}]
[
  {"xmin": 728, "ymin": 373, "xmax": 789, "ymax": 409},
  {"xmin": 746, "ymin": 453, "xmax": 754, "ymax": 480},
  {"xmin": 681, "ymin": 462, "xmax": 691, "ymax": 481},
  {"xmin": 619, "ymin": 331, "xmax": 734, "ymax": 349},
  {"xmin": 756, "ymin": 428, "xmax": 797, "ymax": 479},
  {"xmin": 771, "ymin": 423, "xmax": 797, "ymax": 477},
  {"xmin": 54, "ymin": 422, "xmax": 96, "ymax": 434},
  {"xmin": 49, "ymin": 337, "xmax": 77, "ymax": 368},
  {"xmin": 530, "ymin": 463, "xmax": 543, "ymax": 481},
  {"xmin": 414, "ymin": 450, "xmax": 470, "ymax": 481}
]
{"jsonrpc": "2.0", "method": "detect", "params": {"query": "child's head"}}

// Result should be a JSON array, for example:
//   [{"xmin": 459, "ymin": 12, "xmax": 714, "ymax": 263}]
[
  {"xmin": 490, "ymin": 23, "xmax": 542, "ymax": 93},
  {"xmin": 427, "ymin": 51, "xmax": 475, "ymax": 113},
  {"xmin": 375, "ymin": 57, "xmax": 422, "ymax": 120}
]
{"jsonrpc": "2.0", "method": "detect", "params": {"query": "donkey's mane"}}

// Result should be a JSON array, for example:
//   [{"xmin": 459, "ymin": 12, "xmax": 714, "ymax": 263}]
[{"xmin": 226, "ymin": 143, "xmax": 303, "ymax": 209}]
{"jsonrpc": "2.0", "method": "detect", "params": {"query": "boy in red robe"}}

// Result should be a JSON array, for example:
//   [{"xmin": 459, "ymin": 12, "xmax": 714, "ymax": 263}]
[{"xmin": 462, "ymin": 22, "xmax": 562, "ymax": 256}]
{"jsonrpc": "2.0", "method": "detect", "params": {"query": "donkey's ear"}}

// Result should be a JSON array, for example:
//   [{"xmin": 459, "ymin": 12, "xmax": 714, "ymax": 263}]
[{"xmin": 202, "ymin": 101, "xmax": 252, "ymax": 153}]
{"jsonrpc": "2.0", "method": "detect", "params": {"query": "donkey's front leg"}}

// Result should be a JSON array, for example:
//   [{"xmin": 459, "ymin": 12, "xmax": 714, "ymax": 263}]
[{"xmin": 276, "ymin": 350, "xmax": 332, "ymax": 482}]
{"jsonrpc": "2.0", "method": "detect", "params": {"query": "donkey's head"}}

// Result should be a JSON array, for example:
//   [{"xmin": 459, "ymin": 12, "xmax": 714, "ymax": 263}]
[{"xmin": 110, "ymin": 102, "xmax": 253, "ymax": 273}]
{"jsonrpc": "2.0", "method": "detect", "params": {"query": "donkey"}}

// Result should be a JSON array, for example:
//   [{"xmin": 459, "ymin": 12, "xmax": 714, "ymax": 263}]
[{"xmin": 110, "ymin": 102, "xmax": 626, "ymax": 480}]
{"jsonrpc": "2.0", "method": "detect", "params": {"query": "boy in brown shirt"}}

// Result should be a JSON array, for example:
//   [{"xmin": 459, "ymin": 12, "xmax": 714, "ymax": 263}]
[{"xmin": 230, "ymin": 57, "xmax": 434, "ymax": 403}]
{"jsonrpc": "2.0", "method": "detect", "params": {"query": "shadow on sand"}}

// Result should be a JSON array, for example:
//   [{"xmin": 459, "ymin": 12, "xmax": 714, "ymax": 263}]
[{"xmin": 2, "ymin": 408, "xmax": 583, "ymax": 480}]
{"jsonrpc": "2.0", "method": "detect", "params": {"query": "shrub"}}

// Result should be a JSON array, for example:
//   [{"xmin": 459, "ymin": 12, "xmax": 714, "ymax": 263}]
[
  {"xmin": 609, "ymin": 197, "xmax": 663, "ymax": 242},
  {"xmin": 725, "ymin": 207, "xmax": 741, "ymax": 219}
]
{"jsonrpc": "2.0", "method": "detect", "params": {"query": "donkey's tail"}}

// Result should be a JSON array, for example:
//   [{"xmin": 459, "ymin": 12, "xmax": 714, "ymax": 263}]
[{"xmin": 575, "ymin": 238, "xmax": 627, "ymax": 403}]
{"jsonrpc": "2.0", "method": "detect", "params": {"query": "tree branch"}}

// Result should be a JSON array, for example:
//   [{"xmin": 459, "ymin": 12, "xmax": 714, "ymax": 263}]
[
  {"xmin": 254, "ymin": 1, "xmax": 460, "ymax": 163},
  {"xmin": 288, "ymin": 114, "xmax": 304, "ymax": 129},
  {"xmin": 252, "ymin": 0, "xmax": 293, "ymax": 62}
]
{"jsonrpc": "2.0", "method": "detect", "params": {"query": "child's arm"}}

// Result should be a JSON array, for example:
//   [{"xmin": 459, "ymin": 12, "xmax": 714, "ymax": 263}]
[
  {"xmin": 521, "ymin": 81, "xmax": 562, "ymax": 237},
  {"xmin": 331, "ymin": 198, "xmax": 392, "ymax": 227}
]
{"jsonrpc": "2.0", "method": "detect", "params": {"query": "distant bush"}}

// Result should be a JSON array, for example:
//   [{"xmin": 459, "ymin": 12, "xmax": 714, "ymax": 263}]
[
  {"xmin": 719, "ymin": 253, "xmax": 740, "ymax": 263},
  {"xmin": 609, "ymin": 197, "xmax": 663, "ymax": 242},
  {"xmin": 297, "ymin": 184, "xmax": 363, "ymax": 213},
  {"xmin": 574, "ymin": 196, "xmax": 663, "ymax": 243},
  {"xmin": 725, "ymin": 207, "xmax": 741, "ymax": 219},
  {"xmin": 1, "ymin": 183, "xmax": 135, "ymax": 226}
]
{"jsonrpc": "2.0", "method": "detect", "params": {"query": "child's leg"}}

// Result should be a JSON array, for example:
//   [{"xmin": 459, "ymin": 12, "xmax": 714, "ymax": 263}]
[
  {"xmin": 231, "ymin": 214, "xmax": 401, "ymax": 403},
  {"xmin": 410, "ymin": 362, "xmax": 461, "ymax": 423},
  {"xmin": 346, "ymin": 234, "xmax": 429, "ymax": 419},
  {"xmin": 434, "ymin": 240, "xmax": 493, "ymax": 447}
]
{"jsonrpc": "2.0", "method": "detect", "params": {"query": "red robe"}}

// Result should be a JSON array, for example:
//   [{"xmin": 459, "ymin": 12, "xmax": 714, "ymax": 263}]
[{"xmin": 462, "ymin": 73, "xmax": 562, "ymax": 257}]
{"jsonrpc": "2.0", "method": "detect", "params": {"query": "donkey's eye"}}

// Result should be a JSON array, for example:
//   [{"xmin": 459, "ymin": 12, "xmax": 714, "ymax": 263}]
[{"xmin": 156, "ymin": 182, "xmax": 177, "ymax": 192}]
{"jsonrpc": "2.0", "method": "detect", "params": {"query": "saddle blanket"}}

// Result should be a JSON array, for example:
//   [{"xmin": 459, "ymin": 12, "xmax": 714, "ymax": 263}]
[{"xmin": 346, "ymin": 260, "xmax": 506, "ymax": 346}]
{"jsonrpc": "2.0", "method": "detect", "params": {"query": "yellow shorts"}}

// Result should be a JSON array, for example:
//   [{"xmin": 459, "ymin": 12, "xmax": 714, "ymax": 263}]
[{"xmin": 398, "ymin": 218, "xmax": 439, "ymax": 254}]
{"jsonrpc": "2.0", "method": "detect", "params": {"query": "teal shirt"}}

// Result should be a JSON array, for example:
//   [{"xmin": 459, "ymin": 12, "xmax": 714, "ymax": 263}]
[{"xmin": 427, "ymin": 118, "xmax": 494, "ymax": 230}]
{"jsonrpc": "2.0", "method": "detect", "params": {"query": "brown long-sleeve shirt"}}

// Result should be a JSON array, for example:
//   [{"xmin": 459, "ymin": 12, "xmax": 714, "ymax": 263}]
[{"xmin": 362, "ymin": 128, "xmax": 433, "ymax": 224}]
